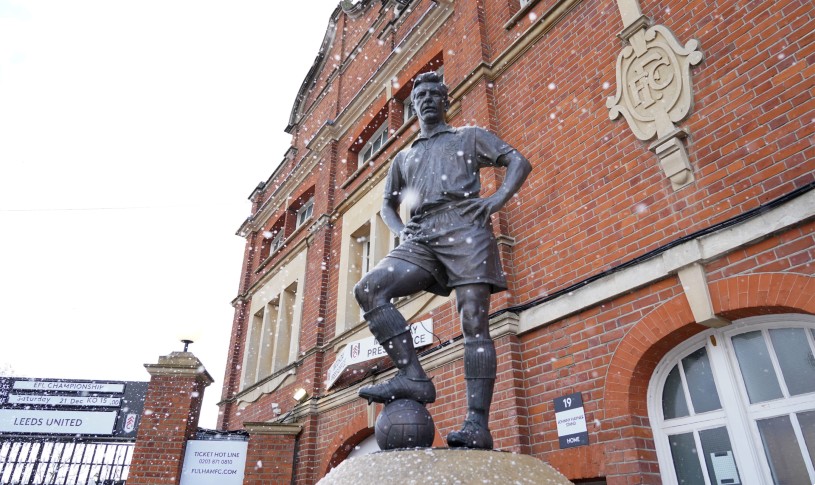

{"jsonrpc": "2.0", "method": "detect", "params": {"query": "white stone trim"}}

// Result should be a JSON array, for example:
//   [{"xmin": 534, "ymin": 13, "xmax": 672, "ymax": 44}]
[
  {"xmin": 236, "ymin": 372, "xmax": 296, "ymax": 409},
  {"xmin": 144, "ymin": 352, "xmax": 214, "ymax": 385},
  {"xmin": 519, "ymin": 190, "xmax": 815, "ymax": 333},
  {"xmin": 243, "ymin": 422, "xmax": 302, "ymax": 436},
  {"xmin": 677, "ymin": 262, "xmax": 729, "ymax": 328}
]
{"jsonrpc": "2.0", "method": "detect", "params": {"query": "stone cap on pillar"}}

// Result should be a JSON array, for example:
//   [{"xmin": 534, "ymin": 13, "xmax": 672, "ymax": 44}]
[
  {"xmin": 144, "ymin": 351, "xmax": 214, "ymax": 386},
  {"xmin": 243, "ymin": 422, "xmax": 303, "ymax": 436}
]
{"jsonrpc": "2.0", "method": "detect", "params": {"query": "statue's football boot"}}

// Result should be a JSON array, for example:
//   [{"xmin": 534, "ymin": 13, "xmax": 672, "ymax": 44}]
[
  {"xmin": 446, "ymin": 419, "xmax": 494, "ymax": 449},
  {"xmin": 358, "ymin": 371, "xmax": 436, "ymax": 404}
]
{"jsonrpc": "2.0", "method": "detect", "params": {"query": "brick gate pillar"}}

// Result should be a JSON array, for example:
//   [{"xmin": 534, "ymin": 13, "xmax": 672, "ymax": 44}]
[
  {"xmin": 243, "ymin": 422, "xmax": 302, "ymax": 485},
  {"xmin": 128, "ymin": 351, "xmax": 214, "ymax": 485}
]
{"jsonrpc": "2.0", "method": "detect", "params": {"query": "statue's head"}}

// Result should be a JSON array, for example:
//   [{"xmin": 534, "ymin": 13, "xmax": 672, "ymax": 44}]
[{"xmin": 411, "ymin": 71, "xmax": 449, "ymax": 124}]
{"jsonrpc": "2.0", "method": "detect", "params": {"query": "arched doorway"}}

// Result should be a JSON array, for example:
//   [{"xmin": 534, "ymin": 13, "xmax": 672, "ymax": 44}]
[{"xmin": 648, "ymin": 314, "xmax": 815, "ymax": 484}]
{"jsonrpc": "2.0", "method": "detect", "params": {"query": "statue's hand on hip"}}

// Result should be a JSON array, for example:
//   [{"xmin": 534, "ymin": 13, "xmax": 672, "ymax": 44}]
[
  {"xmin": 459, "ymin": 197, "xmax": 501, "ymax": 227},
  {"xmin": 400, "ymin": 221, "xmax": 422, "ymax": 241}
]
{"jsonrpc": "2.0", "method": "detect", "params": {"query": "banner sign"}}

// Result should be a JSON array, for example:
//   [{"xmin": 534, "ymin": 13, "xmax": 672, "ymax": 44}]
[
  {"xmin": 0, "ymin": 377, "xmax": 147, "ymax": 439},
  {"xmin": 554, "ymin": 392, "xmax": 589, "ymax": 449},
  {"xmin": 326, "ymin": 319, "xmax": 434, "ymax": 389},
  {"xmin": 12, "ymin": 380, "xmax": 125, "ymax": 393},
  {"xmin": 6, "ymin": 394, "xmax": 122, "ymax": 407},
  {"xmin": 180, "ymin": 440, "xmax": 248, "ymax": 485},
  {"xmin": 0, "ymin": 409, "xmax": 118, "ymax": 435}
]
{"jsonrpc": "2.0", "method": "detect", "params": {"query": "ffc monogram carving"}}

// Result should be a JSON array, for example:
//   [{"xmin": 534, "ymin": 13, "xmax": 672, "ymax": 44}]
[{"xmin": 608, "ymin": 24, "xmax": 703, "ymax": 141}]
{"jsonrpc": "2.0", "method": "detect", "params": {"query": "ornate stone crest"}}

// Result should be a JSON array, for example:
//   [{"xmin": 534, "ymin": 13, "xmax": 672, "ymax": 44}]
[{"xmin": 607, "ymin": 20, "xmax": 703, "ymax": 190}]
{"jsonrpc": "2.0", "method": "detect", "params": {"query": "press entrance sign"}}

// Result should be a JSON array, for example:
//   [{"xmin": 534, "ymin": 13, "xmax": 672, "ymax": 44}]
[
  {"xmin": 326, "ymin": 318, "xmax": 434, "ymax": 388},
  {"xmin": 554, "ymin": 392, "xmax": 589, "ymax": 449},
  {"xmin": 180, "ymin": 440, "xmax": 248, "ymax": 485}
]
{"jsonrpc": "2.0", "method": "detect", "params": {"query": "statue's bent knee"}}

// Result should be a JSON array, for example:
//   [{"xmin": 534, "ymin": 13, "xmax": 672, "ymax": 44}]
[{"xmin": 354, "ymin": 273, "xmax": 383, "ymax": 311}]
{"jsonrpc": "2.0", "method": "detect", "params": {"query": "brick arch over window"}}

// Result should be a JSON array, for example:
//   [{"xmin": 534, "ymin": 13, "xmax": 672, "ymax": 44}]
[
  {"xmin": 321, "ymin": 412, "xmax": 373, "ymax": 476},
  {"xmin": 602, "ymin": 273, "xmax": 815, "ymax": 481}
]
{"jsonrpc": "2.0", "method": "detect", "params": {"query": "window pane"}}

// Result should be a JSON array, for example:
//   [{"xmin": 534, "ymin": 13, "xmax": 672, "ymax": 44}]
[
  {"xmin": 663, "ymin": 365, "xmax": 690, "ymax": 419},
  {"xmin": 699, "ymin": 427, "xmax": 741, "ymax": 485},
  {"xmin": 757, "ymin": 415, "xmax": 810, "ymax": 485},
  {"xmin": 682, "ymin": 347, "xmax": 722, "ymax": 413},
  {"xmin": 731, "ymin": 331, "xmax": 783, "ymax": 403},
  {"xmin": 797, "ymin": 410, "xmax": 815, "ymax": 470},
  {"xmin": 669, "ymin": 432, "xmax": 705, "ymax": 484},
  {"xmin": 768, "ymin": 328, "xmax": 815, "ymax": 396}
]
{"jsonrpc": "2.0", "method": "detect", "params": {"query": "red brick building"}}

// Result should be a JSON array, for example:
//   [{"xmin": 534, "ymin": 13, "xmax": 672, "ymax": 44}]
[{"xmin": 217, "ymin": 0, "xmax": 815, "ymax": 483}]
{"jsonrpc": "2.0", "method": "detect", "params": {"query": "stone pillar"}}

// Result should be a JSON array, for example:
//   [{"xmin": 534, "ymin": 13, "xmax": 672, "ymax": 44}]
[
  {"xmin": 128, "ymin": 351, "xmax": 214, "ymax": 485},
  {"xmin": 243, "ymin": 422, "xmax": 302, "ymax": 485}
]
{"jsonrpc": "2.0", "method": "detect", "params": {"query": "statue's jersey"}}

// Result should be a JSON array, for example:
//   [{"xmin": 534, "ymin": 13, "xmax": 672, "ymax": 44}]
[
  {"xmin": 384, "ymin": 126, "xmax": 514, "ymax": 218},
  {"xmin": 379, "ymin": 125, "xmax": 516, "ymax": 296}
]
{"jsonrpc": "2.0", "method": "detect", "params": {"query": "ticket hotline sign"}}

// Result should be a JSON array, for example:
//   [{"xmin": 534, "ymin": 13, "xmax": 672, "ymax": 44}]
[
  {"xmin": 0, "ymin": 377, "xmax": 147, "ymax": 439},
  {"xmin": 180, "ymin": 440, "xmax": 248, "ymax": 485},
  {"xmin": 554, "ymin": 392, "xmax": 589, "ymax": 449}
]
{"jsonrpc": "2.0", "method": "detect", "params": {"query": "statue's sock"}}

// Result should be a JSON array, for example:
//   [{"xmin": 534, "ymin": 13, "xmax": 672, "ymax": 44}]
[
  {"xmin": 463, "ymin": 339, "xmax": 496, "ymax": 427},
  {"xmin": 365, "ymin": 304, "xmax": 422, "ymax": 377}
]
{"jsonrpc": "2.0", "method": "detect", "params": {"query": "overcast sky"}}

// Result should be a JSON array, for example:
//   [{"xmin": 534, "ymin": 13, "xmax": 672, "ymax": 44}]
[{"xmin": 0, "ymin": 0, "xmax": 342, "ymax": 428}]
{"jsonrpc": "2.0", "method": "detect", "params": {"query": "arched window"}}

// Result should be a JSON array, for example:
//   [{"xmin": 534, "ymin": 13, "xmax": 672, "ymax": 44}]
[{"xmin": 648, "ymin": 314, "xmax": 815, "ymax": 484}]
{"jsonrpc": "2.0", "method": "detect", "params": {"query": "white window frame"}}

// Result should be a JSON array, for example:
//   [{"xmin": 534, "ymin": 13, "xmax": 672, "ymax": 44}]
[
  {"xmin": 403, "ymin": 98, "xmax": 415, "ymax": 124},
  {"xmin": 296, "ymin": 198, "xmax": 314, "ymax": 228},
  {"xmin": 358, "ymin": 235, "xmax": 372, "ymax": 321},
  {"xmin": 359, "ymin": 123, "xmax": 389, "ymax": 165},
  {"xmin": 270, "ymin": 231, "xmax": 284, "ymax": 252},
  {"xmin": 648, "ymin": 314, "xmax": 815, "ymax": 484}
]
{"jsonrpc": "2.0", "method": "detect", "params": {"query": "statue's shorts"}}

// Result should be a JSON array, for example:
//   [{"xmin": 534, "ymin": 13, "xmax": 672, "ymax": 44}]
[{"xmin": 383, "ymin": 205, "xmax": 508, "ymax": 297}]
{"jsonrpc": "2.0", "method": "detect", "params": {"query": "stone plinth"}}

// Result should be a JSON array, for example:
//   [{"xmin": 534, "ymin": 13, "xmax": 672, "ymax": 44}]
[{"xmin": 317, "ymin": 448, "xmax": 573, "ymax": 485}]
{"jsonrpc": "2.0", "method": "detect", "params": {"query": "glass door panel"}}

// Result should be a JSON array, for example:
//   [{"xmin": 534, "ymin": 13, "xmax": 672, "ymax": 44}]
[
  {"xmin": 669, "ymin": 432, "xmax": 706, "ymax": 484},
  {"xmin": 663, "ymin": 365, "xmax": 690, "ymax": 419},
  {"xmin": 731, "ymin": 331, "xmax": 783, "ymax": 403},
  {"xmin": 797, "ymin": 411, "xmax": 815, "ymax": 472},
  {"xmin": 682, "ymin": 347, "xmax": 722, "ymax": 414},
  {"xmin": 699, "ymin": 427, "xmax": 741, "ymax": 485},
  {"xmin": 756, "ymin": 415, "xmax": 810, "ymax": 485},
  {"xmin": 768, "ymin": 328, "xmax": 815, "ymax": 396}
]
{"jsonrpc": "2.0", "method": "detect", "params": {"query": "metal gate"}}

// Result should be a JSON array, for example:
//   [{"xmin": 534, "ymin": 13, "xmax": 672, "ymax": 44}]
[{"xmin": 0, "ymin": 439, "xmax": 133, "ymax": 485}]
